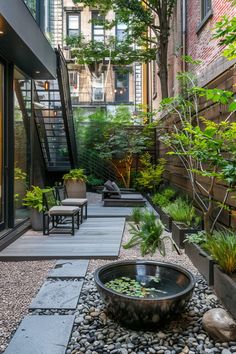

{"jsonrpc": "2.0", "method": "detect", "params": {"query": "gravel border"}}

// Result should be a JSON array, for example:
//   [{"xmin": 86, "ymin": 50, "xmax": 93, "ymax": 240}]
[{"xmin": 0, "ymin": 260, "xmax": 55, "ymax": 352}]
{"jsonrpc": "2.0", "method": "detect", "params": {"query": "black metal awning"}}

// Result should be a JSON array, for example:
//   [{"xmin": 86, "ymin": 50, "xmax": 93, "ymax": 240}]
[{"xmin": 0, "ymin": 0, "xmax": 57, "ymax": 79}]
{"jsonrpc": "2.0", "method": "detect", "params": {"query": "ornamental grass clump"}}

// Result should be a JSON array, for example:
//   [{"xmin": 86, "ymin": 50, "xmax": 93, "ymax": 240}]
[
  {"xmin": 164, "ymin": 198, "xmax": 201, "ymax": 227},
  {"xmin": 203, "ymin": 230, "xmax": 236, "ymax": 274}
]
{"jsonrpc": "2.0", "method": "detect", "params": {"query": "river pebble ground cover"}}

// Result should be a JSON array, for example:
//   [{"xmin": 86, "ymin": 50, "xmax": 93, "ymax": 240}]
[{"xmin": 0, "ymin": 193, "xmax": 235, "ymax": 354}]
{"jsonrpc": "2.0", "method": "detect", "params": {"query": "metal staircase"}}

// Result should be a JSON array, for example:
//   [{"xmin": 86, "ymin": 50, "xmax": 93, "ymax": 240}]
[{"xmin": 33, "ymin": 48, "xmax": 78, "ymax": 172}]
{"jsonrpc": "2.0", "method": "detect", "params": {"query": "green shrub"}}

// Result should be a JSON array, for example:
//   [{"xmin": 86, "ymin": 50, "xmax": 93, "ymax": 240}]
[
  {"xmin": 136, "ymin": 153, "xmax": 166, "ymax": 193},
  {"xmin": 23, "ymin": 186, "xmax": 52, "ymax": 212},
  {"xmin": 164, "ymin": 197, "xmax": 200, "ymax": 227},
  {"xmin": 204, "ymin": 230, "xmax": 236, "ymax": 274},
  {"xmin": 152, "ymin": 187, "xmax": 176, "ymax": 208},
  {"xmin": 87, "ymin": 175, "xmax": 104, "ymax": 186}
]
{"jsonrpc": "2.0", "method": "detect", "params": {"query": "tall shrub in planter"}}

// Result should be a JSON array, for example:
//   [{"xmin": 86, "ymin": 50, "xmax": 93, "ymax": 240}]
[{"xmin": 160, "ymin": 75, "xmax": 236, "ymax": 236}]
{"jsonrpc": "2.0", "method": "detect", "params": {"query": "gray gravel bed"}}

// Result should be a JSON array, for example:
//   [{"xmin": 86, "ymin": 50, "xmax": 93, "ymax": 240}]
[
  {"xmin": 0, "ymin": 260, "xmax": 55, "ymax": 352},
  {"xmin": 66, "ymin": 273, "xmax": 236, "ymax": 354}
]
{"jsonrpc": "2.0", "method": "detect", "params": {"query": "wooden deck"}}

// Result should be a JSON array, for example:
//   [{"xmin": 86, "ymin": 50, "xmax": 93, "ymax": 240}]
[{"xmin": 0, "ymin": 217, "xmax": 125, "ymax": 260}]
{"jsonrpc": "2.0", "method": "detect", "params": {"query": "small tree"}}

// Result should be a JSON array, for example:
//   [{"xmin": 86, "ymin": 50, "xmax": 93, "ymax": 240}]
[
  {"xmin": 95, "ymin": 107, "xmax": 151, "ymax": 188},
  {"xmin": 160, "ymin": 75, "xmax": 236, "ymax": 235}
]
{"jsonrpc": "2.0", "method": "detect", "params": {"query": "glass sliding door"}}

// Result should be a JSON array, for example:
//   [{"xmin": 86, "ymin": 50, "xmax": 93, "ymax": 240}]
[
  {"xmin": 14, "ymin": 69, "xmax": 31, "ymax": 225},
  {"xmin": 0, "ymin": 63, "xmax": 4, "ymax": 228}
]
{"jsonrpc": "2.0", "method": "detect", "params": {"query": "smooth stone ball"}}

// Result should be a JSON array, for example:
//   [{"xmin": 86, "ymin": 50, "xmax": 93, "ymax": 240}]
[{"xmin": 202, "ymin": 308, "xmax": 236, "ymax": 341}]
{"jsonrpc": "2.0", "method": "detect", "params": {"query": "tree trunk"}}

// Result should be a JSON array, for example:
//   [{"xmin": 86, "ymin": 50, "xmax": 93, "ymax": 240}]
[{"xmin": 157, "ymin": 36, "xmax": 169, "ymax": 98}]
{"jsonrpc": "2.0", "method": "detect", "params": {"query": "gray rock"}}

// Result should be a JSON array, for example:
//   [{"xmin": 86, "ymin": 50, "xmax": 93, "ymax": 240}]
[
  {"xmin": 221, "ymin": 350, "xmax": 232, "ymax": 354},
  {"xmin": 202, "ymin": 308, "xmax": 236, "ymax": 341}
]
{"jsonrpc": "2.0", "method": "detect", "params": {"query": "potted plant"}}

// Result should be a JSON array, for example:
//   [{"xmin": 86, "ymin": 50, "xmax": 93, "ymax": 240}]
[
  {"xmin": 63, "ymin": 168, "xmax": 88, "ymax": 198},
  {"xmin": 184, "ymin": 232, "xmax": 215, "ymax": 286},
  {"xmin": 151, "ymin": 187, "xmax": 176, "ymax": 231},
  {"xmin": 164, "ymin": 197, "xmax": 202, "ymax": 248},
  {"xmin": 204, "ymin": 230, "xmax": 236, "ymax": 318},
  {"xmin": 23, "ymin": 186, "xmax": 52, "ymax": 231}
]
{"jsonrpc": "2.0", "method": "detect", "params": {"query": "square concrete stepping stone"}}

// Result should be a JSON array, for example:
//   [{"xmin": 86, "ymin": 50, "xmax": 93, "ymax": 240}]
[
  {"xmin": 29, "ymin": 280, "xmax": 83, "ymax": 309},
  {"xmin": 48, "ymin": 259, "xmax": 89, "ymax": 278},
  {"xmin": 4, "ymin": 315, "xmax": 74, "ymax": 354}
]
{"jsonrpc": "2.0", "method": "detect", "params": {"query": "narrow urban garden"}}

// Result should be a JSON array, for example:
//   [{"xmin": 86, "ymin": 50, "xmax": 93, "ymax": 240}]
[{"xmin": 0, "ymin": 0, "xmax": 236, "ymax": 354}]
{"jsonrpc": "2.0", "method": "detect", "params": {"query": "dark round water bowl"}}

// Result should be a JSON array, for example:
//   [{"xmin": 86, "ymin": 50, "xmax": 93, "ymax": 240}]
[{"xmin": 94, "ymin": 260, "xmax": 195, "ymax": 329}]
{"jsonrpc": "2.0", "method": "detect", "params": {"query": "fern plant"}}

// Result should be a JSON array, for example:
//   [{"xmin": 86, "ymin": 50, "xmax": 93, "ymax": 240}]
[
  {"xmin": 63, "ymin": 168, "xmax": 87, "ymax": 182},
  {"xmin": 164, "ymin": 198, "xmax": 201, "ymax": 227}
]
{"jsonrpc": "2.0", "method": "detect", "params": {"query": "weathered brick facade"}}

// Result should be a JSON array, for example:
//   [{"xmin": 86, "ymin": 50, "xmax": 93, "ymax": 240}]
[{"xmin": 186, "ymin": 0, "xmax": 235, "ymax": 76}]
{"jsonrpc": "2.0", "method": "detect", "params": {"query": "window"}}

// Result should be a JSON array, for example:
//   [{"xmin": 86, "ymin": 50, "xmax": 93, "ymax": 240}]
[
  {"xmin": 115, "ymin": 72, "xmax": 129, "ymax": 103},
  {"xmin": 92, "ymin": 75, "xmax": 104, "ymax": 102},
  {"xmin": 67, "ymin": 13, "xmax": 80, "ymax": 37},
  {"xmin": 116, "ymin": 22, "xmax": 127, "ymax": 42},
  {"xmin": 92, "ymin": 12, "xmax": 105, "ymax": 43},
  {"xmin": 201, "ymin": 0, "xmax": 212, "ymax": 20}
]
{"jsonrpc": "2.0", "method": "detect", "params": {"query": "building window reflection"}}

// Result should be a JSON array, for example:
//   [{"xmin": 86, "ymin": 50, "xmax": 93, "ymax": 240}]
[{"xmin": 14, "ymin": 69, "xmax": 31, "ymax": 225}]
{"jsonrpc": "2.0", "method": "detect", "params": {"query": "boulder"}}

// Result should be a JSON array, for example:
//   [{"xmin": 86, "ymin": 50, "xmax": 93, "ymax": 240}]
[{"xmin": 202, "ymin": 308, "xmax": 236, "ymax": 341}]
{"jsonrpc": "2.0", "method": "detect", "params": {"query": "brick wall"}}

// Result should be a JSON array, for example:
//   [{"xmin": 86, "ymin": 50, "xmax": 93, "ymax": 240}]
[{"xmin": 186, "ymin": 0, "xmax": 235, "ymax": 76}]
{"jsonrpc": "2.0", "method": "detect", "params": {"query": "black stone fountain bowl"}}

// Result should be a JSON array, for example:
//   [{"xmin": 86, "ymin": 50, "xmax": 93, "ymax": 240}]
[{"xmin": 94, "ymin": 260, "xmax": 195, "ymax": 329}]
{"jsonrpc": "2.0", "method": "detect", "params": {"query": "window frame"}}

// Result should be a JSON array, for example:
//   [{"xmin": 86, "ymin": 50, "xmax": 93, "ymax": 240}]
[
  {"xmin": 66, "ymin": 12, "xmax": 81, "ymax": 37},
  {"xmin": 91, "ymin": 11, "xmax": 105, "ymax": 43},
  {"xmin": 115, "ymin": 71, "xmax": 129, "ymax": 103},
  {"xmin": 197, "ymin": 0, "xmax": 213, "ymax": 33},
  {"xmin": 116, "ymin": 21, "xmax": 127, "ymax": 42}
]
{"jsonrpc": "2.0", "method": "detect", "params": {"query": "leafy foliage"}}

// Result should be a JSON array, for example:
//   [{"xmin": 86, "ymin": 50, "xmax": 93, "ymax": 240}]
[
  {"xmin": 123, "ymin": 210, "xmax": 165, "ymax": 256},
  {"xmin": 160, "ymin": 71, "xmax": 236, "ymax": 235},
  {"xmin": 213, "ymin": 14, "xmax": 236, "ymax": 60},
  {"xmin": 130, "ymin": 207, "xmax": 146, "ymax": 225},
  {"xmin": 163, "ymin": 198, "xmax": 201, "ymax": 227},
  {"xmin": 23, "ymin": 186, "xmax": 52, "ymax": 212},
  {"xmin": 95, "ymin": 107, "xmax": 152, "ymax": 188},
  {"xmin": 62, "ymin": 169, "xmax": 87, "ymax": 182},
  {"xmin": 86, "ymin": 175, "xmax": 104, "ymax": 187},
  {"xmin": 72, "ymin": 0, "xmax": 177, "ymax": 97},
  {"xmin": 136, "ymin": 153, "xmax": 166, "ymax": 193},
  {"xmin": 152, "ymin": 187, "xmax": 176, "ymax": 208}
]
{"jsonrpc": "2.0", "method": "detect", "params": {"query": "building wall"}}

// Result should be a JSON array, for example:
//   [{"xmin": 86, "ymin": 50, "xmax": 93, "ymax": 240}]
[
  {"xmin": 186, "ymin": 0, "xmax": 235, "ymax": 77},
  {"xmin": 155, "ymin": 0, "xmax": 236, "ymax": 229},
  {"xmin": 62, "ymin": 0, "xmax": 136, "ymax": 108}
]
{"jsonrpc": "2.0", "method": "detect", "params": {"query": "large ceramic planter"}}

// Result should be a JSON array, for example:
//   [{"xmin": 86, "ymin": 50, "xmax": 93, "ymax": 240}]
[
  {"xmin": 65, "ymin": 180, "xmax": 86, "ymax": 198},
  {"xmin": 172, "ymin": 222, "xmax": 201, "ymax": 249},
  {"xmin": 30, "ymin": 209, "xmax": 43, "ymax": 231},
  {"xmin": 213, "ymin": 265, "xmax": 236, "ymax": 319},
  {"xmin": 154, "ymin": 205, "xmax": 172, "ymax": 231},
  {"xmin": 185, "ymin": 242, "xmax": 215, "ymax": 286},
  {"xmin": 94, "ymin": 260, "xmax": 195, "ymax": 329}
]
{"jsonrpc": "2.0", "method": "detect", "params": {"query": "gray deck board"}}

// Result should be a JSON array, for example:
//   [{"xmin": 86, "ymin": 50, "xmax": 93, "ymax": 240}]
[
  {"xmin": 3, "ymin": 315, "xmax": 75, "ymax": 354},
  {"xmin": 0, "ymin": 217, "xmax": 125, "ymax": 260}
]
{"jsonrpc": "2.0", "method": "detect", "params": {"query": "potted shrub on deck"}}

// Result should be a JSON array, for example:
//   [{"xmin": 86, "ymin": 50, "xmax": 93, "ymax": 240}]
[
  {"xmin": 63, "ymin": 168, "xmax": 87, "ymax": 198},
  {"xmin": 164, "ymin": 197, "xmax": 202, "ymax": 249},
  {"xmin": 23, "ymin": 186, "xmax": 52, "ymax": 231}
]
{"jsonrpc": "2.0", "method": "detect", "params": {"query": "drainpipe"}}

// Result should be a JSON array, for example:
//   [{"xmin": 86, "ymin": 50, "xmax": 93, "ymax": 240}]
[{"xmin": 182, "ymin": 0, "xmax": 187, "ymax": 72}]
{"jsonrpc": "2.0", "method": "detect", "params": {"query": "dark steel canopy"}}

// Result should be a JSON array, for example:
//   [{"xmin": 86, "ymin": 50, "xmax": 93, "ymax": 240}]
[{"xmin": 0, "ymin": 0, "xmax": 57, "ymax": 79}]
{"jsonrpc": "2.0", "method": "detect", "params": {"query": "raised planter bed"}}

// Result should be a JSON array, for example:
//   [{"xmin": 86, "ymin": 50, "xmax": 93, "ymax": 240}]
[
  {"xmin": 185, "ymin": 242, "xmax": 215, "ymax": 286},
  {"xmin": 172, "ymin": 222, "xmax": 202, "ymax": 249},
  {"xmin": 213, "ymin": 265, "xmax": 236, "ymax": 319}
]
